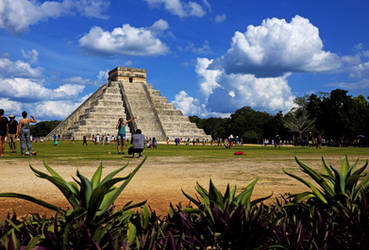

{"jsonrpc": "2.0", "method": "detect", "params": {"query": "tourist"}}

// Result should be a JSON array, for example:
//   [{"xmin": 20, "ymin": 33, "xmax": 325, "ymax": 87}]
[
  {"xmin": 152, "ymin": 137, "xmax": 158, "ymax": 149},
  {"xmin": 8, "ymin": 114, "xmax": 18, "ymax": 153},
  {"xmin": 53, "ymin": 134, "xmax": 58, "ymax": 146},
  {"xmin": 83, "ymin": 135, "xmax": 87, "ymax": 146},
  {"xmin": 0, "ymin": 109, "xmax": 8, "ymax": 158},
  {"xmin": 116, "ymin": 116, "xmax": 135, "ymax": 154},
  {"xmin": 17, "ymin": 111, "xmax": 36, "ymax": 156},
  {"xmin": 130, "ymin": 129, "xmax": 145, "ymax": 158}
]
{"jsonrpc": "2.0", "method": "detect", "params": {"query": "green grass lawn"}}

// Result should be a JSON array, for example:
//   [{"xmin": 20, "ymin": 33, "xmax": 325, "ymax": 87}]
[{"xmin": 2, "ymin": 140, "xmax": 369, "ymax": 164}]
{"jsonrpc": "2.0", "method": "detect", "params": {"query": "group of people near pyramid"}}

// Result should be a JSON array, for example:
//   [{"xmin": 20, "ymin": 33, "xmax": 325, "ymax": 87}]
[
  {"xmin": 0, "ymin": 108, "xmax": 147, "ymax": 158},
  {"xmin": 0, "ymin": 109, "xmax": 37, "ymax": 158}
]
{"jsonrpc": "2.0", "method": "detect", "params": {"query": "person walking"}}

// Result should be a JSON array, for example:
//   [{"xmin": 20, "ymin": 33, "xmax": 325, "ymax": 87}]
[
  {"xmin": 17, "ymin": 111, "xmax": 36, "ymax": 156},
  {"xmin": 116, "ymin": 116, "xmax": 135, "ymax": 154},
  {"xmin": 0, "ymin": 109, "xmax": 8, "ymax": 158},
  {"xmin": 8, "ymin": 114, "xmax": 18, "ymax": 153}
]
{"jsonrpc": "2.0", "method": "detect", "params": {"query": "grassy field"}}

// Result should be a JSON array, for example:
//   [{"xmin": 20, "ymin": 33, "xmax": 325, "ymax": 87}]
[{"xmin": 2, "ymin": 140, "xmax": 369, "ymax": 164}]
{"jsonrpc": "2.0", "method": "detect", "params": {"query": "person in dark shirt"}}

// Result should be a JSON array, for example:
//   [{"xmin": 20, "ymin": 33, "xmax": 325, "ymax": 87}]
[
  {"xmin": 8, "ymin": 114, "xmax": 18, "ymax": 153},
  {"xmin": 0, "ymin": 109, "xmax": 8, "ymax": 158}
]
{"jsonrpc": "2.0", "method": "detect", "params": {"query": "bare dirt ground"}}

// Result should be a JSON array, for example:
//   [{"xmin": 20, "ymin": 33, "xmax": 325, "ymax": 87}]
[{"xmin": 0, "ymin": 156, "xmax": 351, "ymax": 217}]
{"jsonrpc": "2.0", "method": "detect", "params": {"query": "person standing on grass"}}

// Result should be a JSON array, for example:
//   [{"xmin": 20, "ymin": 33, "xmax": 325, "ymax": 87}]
[
  {"xmin": 0, "ymin": 109, "xmax": 8, "ymax": 158},
  {"xmin": 17, "ymin": 111, "xmax": 36, "ymax": 156},
  {"xmin": 116, "ymin": 116, "xmax": 135, "ymax": 154},
  {"xmin": 83, "ymin": 135, "xmax": 87, "ymax": 146},
  {"xmin": 7, "ymin": 114, "xmax": 18, "ymax": 153}
]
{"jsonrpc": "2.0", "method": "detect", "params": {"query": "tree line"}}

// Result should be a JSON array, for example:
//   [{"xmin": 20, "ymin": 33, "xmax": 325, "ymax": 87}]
[{"xmin": 190, "ymin": 89, "xmax": 369, "ymax": 146}]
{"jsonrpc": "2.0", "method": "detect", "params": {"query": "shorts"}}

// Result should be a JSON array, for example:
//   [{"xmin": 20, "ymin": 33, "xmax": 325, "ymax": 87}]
[
  {"xmin": 117, "ymin": 134, "xmax": 126, "ymax": 140},
  {"xmin": 9, "ymin": 134, "xmax": 16, "ymax": 142},
  {"xmin": 0, "ymin": 130, "xmax": 5, "ymax": 137}
]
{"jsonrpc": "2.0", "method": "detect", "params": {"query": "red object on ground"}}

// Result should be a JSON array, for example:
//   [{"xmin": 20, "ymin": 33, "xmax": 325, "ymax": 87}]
[{"xmin": 234, "ymin": 151, "xmax": 244, "ymax": 155}]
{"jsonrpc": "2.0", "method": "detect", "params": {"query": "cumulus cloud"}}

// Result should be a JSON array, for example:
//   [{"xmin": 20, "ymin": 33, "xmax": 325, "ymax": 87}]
[
  {"xmin": 211, "ymin": 15, "xmax": 340, "ymax": 77},
  {"xmin": 173, "ymin": 56, "xmax": 295, "ymax": 117},
  {"xmin": 143, "ymin": 0, "xmax": 205, "ymax": 17},
  {"xmin": 0, "ymin": 0, "xmax": 109, "ymax": 33},
  {"xmin": 196, "ymin": 58, "xmax": 295, "ymax": 113},
  {"xmin": 214, "ymin": 14, "xmax": 226, "ymax": 23},
  {"xmin": 34, "ymin": 100, "xmax": 82, "ymax": 120},
  {"xmin": 0, "ymin": 98, "xmax": 22, "ymax": 114},
  {"xmin": 0, "ymin": 58, "xmax": 42, "ymax": 78},
  {"xmin": 172, "ymin": 91, "xmax": 230, "ymax": 117},
  {"xmin": 21, "ymin": 49, "xmax": 39, "ymax": 63},
  {"xmin": 79, "ymin": 20, "xmax": 169, "ymax": 56},
  {"xmin": 195, "ymin": 58, "xmax": 221, "ymax": 98},
  {"xmin": 172, "ymin": 90, "xmax": 206, "ymax": 116},
  {"xmin": 0, "ymin": 78, "xmax": 84, "ymax": 102}
]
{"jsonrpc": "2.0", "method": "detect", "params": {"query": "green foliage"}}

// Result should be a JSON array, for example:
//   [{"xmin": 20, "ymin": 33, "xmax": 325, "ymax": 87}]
[
  {"xmin": 0, "ymin": 158, "xmax": 146, "ymax": 225},
  {"xmin": 284, "ymin": 156, "xmax": 369, "ymax": 205},
  {"xmin": 30, "ymin": 120, "xmax": 61, "ymax": 137},
  {"xmin": 1, "ymin": 156, "xmax": 369, "ymax": 249}
]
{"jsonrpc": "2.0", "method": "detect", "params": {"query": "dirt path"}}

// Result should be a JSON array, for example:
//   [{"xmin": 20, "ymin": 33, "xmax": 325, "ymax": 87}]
[{"xmin": 0, "ymin": 156, "xmax": 338, "ymax": 217}]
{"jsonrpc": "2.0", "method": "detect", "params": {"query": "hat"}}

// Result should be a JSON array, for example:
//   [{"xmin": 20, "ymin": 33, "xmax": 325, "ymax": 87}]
[{"xmin": 9, "ymin": 114, "xmax": 15, "ymax": 118}]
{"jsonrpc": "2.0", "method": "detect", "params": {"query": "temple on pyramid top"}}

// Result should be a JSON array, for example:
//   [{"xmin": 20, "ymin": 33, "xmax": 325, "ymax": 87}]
[
  {"xmin": 47, "ymin": 67, "xmax": 211, "ymax": 141},
  {"xmin": 108, "ymin": 67, "xmax": 147, "ymax": 83}
]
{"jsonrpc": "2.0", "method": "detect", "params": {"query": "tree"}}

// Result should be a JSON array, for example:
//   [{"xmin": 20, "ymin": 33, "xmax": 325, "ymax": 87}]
[
  {"xmin": 283, "ymin": 108, "xmax": 315, "ymax": 143},
  {"xmin": 30, "ymin": 120, "xmax": 61, "ymax": 137}
]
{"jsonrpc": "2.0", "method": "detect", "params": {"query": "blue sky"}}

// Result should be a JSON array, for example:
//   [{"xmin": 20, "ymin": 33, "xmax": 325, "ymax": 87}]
[{"xmin": 1, "ymin": 0, "xmax": 369, "ymax": 120}]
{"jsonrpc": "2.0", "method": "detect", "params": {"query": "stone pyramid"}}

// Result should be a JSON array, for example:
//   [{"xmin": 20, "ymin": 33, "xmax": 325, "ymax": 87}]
[{"xmin": 47, "ymin": 67, "xmax": 211, "ymax": 141}]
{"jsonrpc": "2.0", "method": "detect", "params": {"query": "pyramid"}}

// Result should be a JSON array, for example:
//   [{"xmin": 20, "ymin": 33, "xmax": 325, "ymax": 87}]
[{"xmin": 47, "ymin": 67, "xmax": 211, "ymax": 141}]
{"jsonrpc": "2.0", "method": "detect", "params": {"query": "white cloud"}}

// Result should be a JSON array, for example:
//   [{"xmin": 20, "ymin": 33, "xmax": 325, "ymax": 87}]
[
  {"xmin": 144, "ymin": 0, "xmax": 205, "ymax": 17},
  {"xmin": 0, "ymin": 58, "xmax": 42, "ymax": 78},
  {"xmin": 331, "ymin": 79, "xmax": 369, "ymax": 90},
  {"xmin": 175, "ymin": 57, "xmax": 296, "ymax": 117},
  {"xmin": 198, "ymin": 57, "xmax": 294, "ymax": 113},
  {"xmin": 21, "ymin": 49, "xmax": 39, "ymax": 63},
  {"xmin": 207, "ymin": 73, "xmax": 295, "ymax": 113},
  {"xmin": 34, "ymin": 100, "xmax": 82, "ymax": 120},
  {"xmin": 214, "ymin": 14, "xmax": 226, "ymax": 23},
  {"xmin": 212, "ymin": 15, "xmax": 340, "ymax": 77},
  {"xmin": 195, "ymin": 57, "xmax": 221, "ymax": 99},
  {"xmin": 187, "ymin": 2, "xmax": 205, "ymax": 17},
  {"xmin": 350, "ymin": 61, "xmax": 369, "ymax": 78},
  {"xmin": 172, "ymin": 90, "xmax": 230, "ymax": 117},
  {"xmin": 179, "ymin": 40, "xmax": 212, "ymax": 55},
  {"xmin": 172, "ymin": 90, "xmax": 205, "ymax": 116},
  {"xmin": 0, "ymin": 0, "xmax": 109, "ymax": 33},
  {"xmin": 79, "ymin": 20, "xmax": 169, "ymax": 56},
  {"xmin": 0, "ymin": 98, "xmax": 22, "ymax": 114},
  {"xmin": 150, "ymin": 19, "xmax": 169, "ymax": 34},
  {"xmin": 202, "ymin": 0, "xmax": 211, "ymax": 11},
  {"xmin": 0, "ymin": 78, "xmax": 84, "ymax": 102}
]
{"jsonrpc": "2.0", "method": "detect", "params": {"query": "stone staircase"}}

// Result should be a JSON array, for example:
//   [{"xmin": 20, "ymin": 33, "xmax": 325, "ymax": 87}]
[
  {"xmin": 48, "ymin": 82, "xmax": 130, "ymax": 140},
  {"xmin": 145, "ymin": 84, "xmax": 211, "ymax": 140},
  {"xmin": 119, "ymin": 81, "xmax": 166, "ymax": 140}
]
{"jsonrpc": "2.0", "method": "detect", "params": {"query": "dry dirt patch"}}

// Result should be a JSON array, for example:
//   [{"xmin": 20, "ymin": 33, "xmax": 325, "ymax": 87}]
[{"xmin": 0, "ymin": 156, "xmax": 337, "ymax": 217}]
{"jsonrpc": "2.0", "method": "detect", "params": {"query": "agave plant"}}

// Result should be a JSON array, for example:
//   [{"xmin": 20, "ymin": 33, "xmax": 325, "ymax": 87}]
[
  {"xmin": 284, "ymin": 156, "xmax": 369, "ymax": 205},
  {"xmin": 182, "ymin": 179, "xmax": 270, "ymax": 213},
  {"xmin": 0, "ymin": 158, "xmax": 146, "ymax": 225},
  {"xmin": 181, "ymin": 179, "xmax": 273, "ymax": 249}
]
